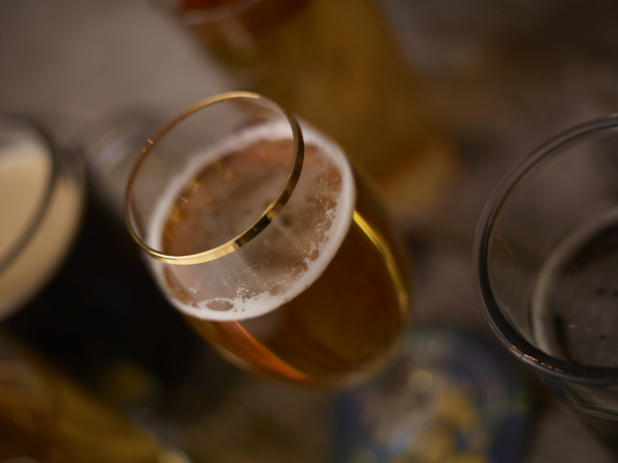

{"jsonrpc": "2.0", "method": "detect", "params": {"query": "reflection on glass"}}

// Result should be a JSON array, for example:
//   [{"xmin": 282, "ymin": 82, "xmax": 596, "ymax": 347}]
[
  {"xmin": 0, "ymin": 115, "xmax": 83, "ymax": 320},
  {"xmin": 474, "ymin": 115, "xmax": 618, "ymax": 452},
  {"xmin": 126, "ymin": 92, "xmax": 409, "ymax": 386}
]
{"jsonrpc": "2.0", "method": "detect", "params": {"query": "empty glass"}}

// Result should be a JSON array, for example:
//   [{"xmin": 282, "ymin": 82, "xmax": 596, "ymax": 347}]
[{"xmin": 474, "ymin": 115, "xmax": 618, "ymax": 451}]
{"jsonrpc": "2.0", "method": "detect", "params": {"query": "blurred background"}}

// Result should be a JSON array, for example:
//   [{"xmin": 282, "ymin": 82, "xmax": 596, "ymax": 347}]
[{"xmin": 1, "ymin": 0, "xmax": 618, "ymax": 461}]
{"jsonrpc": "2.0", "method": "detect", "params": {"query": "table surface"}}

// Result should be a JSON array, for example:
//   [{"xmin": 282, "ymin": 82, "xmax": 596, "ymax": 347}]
[{"xmin": 1, "ymin": 0, "xmax": 617, "ymax": 461}]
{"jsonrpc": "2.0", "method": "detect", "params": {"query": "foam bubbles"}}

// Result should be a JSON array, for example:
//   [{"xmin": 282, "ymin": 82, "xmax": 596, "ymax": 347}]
[{"xmin": 147, "ymin": 121, "xmax": 355, "ymax": 321}]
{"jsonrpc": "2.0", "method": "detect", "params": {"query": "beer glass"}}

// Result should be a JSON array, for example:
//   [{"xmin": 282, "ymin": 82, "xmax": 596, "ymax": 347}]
[
  {"xmin": 1, "ymin": 113, "xmax": 234, "ymax": 425},
  {"xmin": 474, "ymin": 115, "xmax": 618, "ymax": 452},
  {"xmin": 0, "ymin": 114, "xmax": 84, "ymax": 320},
  {"xmin": 125, "ymin": 92, "xmax": 409, "ymax": 387}
]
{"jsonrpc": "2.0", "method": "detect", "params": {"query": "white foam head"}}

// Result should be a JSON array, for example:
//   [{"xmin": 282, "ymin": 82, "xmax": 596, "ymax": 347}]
[{"xmin": 147, "ymin": 121, "xmax": 355, "ymax": 321}]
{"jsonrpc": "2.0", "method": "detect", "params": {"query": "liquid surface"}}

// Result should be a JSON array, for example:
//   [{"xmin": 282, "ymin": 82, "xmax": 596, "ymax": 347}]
[
  {"xmin": 532, "ymin": 211, "xmax": 618, "ymax": 368},
  {"xmin": 151, "ymin": 127, "xmax": 408, "ymax": 384}
]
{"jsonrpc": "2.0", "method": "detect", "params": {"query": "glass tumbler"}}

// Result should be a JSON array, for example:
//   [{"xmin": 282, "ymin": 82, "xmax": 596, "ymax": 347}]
[
  {"xmin": 125, "ymin": 91, "xmax": 410, "ymax": 387},
  {"xmin": 474, "ymin": 115, "xmax": 618, "ymax": 452}
]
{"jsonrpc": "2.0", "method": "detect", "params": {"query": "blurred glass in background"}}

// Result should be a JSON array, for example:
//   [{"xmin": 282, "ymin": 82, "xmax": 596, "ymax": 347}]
[
  {"xmin": 0, "ymin": 114, "xmax": 237, "ymax": 432},
  {"xmin": 157, "ymin": 0, "xmax": 461, "ymax": 228},
  {"xmin": 0, "ymin": 333, "xmax": 188, "ymax": 462},
  {"xmin": 2, "ymin": 0, "xmax": 618, "ymax": 461},
  {"xmin": 0, "ymin": 115, "xmax": 84, "ymax": 320},
  {"xmin": 475, "ymin": 115, "xmax": 618, "ymax": 454}
]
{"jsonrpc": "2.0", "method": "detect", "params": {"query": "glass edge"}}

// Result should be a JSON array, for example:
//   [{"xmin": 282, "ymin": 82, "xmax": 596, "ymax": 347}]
[
  {"xmin": 473, "ymin": 114, "xmax": 618, "ymax": 385},
  {"xmin": 124, "ymin": 91, "xmax": 305, "ymax": 266},
  {"xmin": 0, "ymin": 113, "xmax": 60, "ymax": 275}
]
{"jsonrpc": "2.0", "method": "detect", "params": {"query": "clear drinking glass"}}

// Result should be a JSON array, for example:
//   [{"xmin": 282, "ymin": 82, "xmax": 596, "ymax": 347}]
[
  {"xmin": 474, "ymin": 115, "xmax": 618, "ymax": 452},
  {"xmin": 125, "ymin": 91, "xmax": 410, "ymax": 387}
]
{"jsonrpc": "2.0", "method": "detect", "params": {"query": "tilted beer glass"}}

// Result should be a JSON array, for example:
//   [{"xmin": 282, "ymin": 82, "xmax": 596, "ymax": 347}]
[{"xmin": 125, "ymin": 92, "xmax": 409, "ymax": 386}]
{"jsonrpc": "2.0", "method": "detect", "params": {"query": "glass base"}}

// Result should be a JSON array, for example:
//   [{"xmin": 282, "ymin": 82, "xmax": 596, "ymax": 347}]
[{"xmin": 332, "ymin": 329, "xmax": 532, "ymax": 463}]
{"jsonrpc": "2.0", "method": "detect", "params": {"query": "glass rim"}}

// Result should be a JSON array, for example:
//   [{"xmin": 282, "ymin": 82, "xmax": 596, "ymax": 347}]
[
  {"xmin": 124, "ymin": 91, "xmax": 305, "ymax": 266},
  {"xmin": 473, "ymin": 114, "xmax": 618, "ymax": 385},
  {"xmin": 0, "ymin": 113, "xmax": 58, "ymax": 276}
]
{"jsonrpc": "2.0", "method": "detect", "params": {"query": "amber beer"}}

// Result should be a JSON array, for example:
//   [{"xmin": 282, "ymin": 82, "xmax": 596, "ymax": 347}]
[
  {"xmin": 147, "ymin": 123, "xmax": 409, "ymax": 386},
  {"xmin": 174, "ymin": 0, "xmax": 458, "ymax": 224}
]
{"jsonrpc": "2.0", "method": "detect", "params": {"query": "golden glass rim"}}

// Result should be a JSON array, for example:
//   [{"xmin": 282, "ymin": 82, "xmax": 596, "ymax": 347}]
[{"xmin": 124, "ymin": 91, "xmax": 305, "ymax": 265}]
